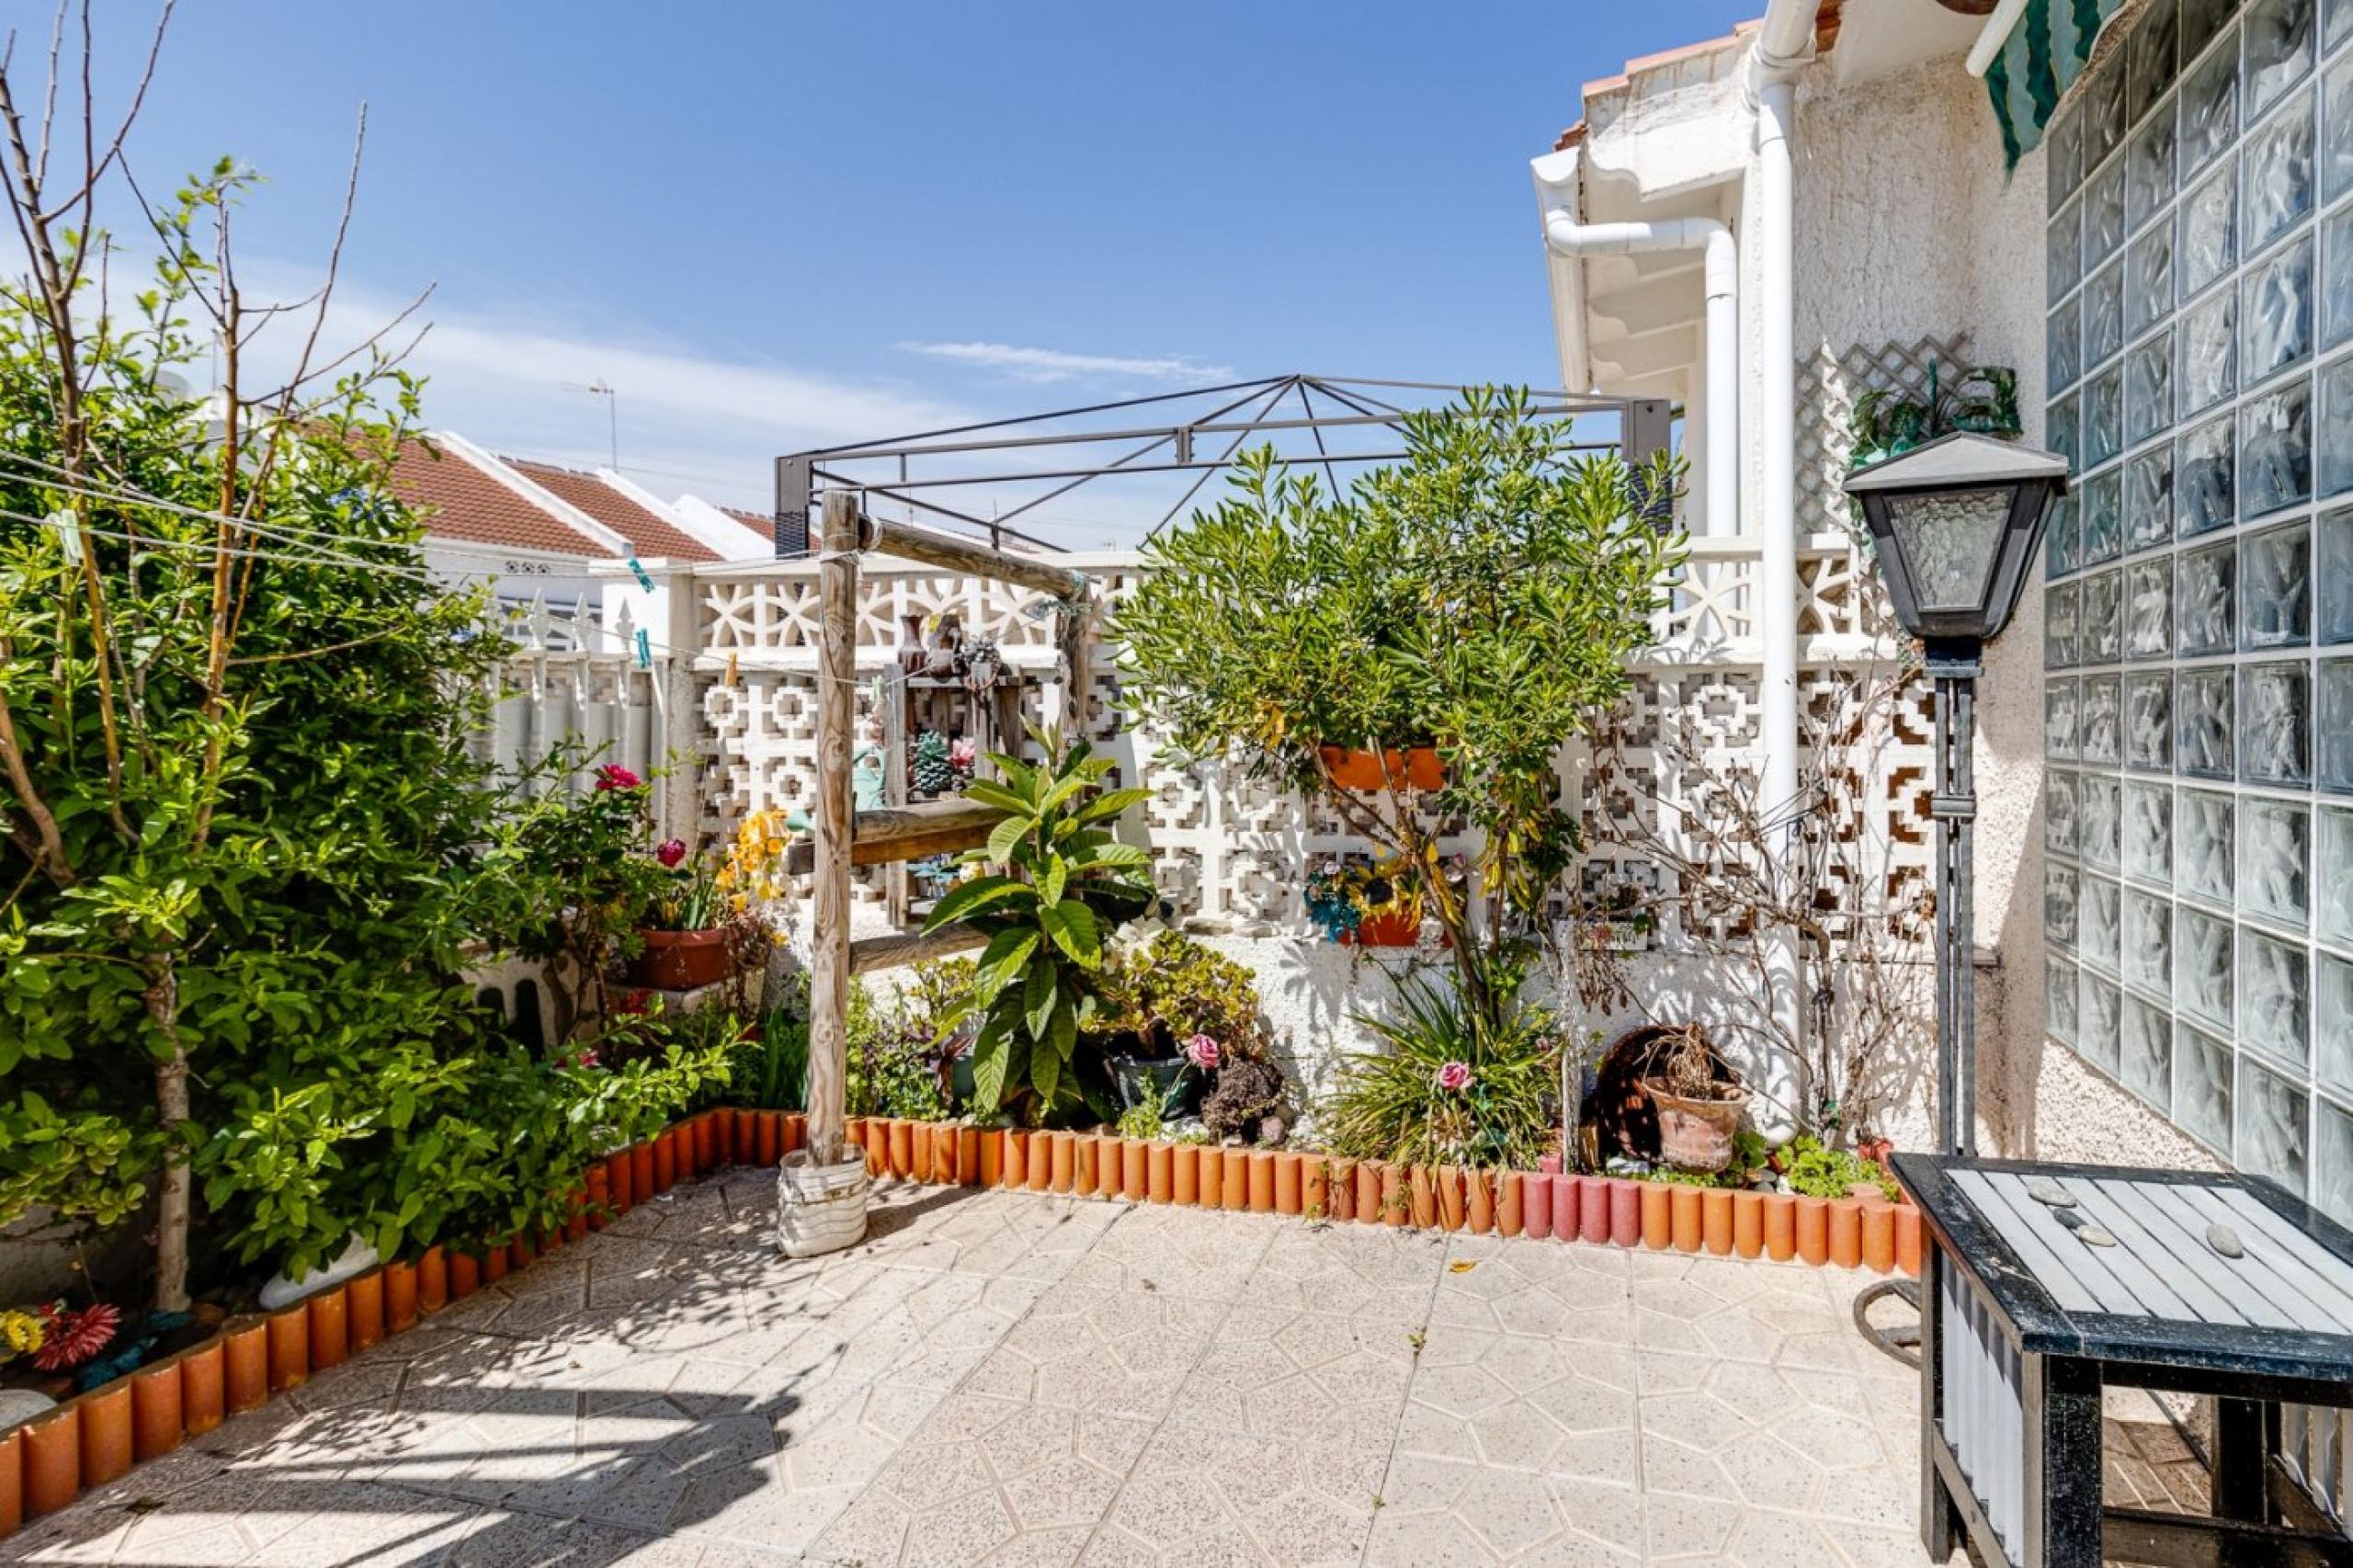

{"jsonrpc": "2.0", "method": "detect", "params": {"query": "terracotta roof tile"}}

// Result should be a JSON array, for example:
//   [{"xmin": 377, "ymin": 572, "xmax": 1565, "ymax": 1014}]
[
  {"xmin": 388, "ymin": 439, "xmax": 609, "ymax": 558},
  {"xmin": 506, "ymin": 460, "xmax": 720, "ymax": 562}
]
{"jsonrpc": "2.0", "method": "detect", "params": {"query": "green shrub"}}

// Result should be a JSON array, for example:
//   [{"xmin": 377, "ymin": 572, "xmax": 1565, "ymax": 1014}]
[
  {"xmin": 1321, "ymin": 963, "xmax": 1562, "ymax": 1170},
  {"xmin": 1089, "ymin": 930, "xmax": 1269, "ymax": 1062},
  {"xmin": 732, "ymin": 1011, "xmax": 809, "ymax": 1113},
  {"xmin": 1779, "ymin": 1134, "xmax": 1897, "ymax": 1200}
]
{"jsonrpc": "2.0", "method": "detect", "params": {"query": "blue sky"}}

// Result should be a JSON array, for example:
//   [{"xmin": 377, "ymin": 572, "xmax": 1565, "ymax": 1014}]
[{"xmin": 85, "ymin": 1, "xmax": 1756, "ymax": 536}]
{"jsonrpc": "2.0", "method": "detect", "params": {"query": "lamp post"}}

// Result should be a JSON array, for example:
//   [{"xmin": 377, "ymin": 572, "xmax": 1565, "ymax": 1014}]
[{"xmin": 1843, "ymin": 431, "xmax": 2067, "ymax": 1157}]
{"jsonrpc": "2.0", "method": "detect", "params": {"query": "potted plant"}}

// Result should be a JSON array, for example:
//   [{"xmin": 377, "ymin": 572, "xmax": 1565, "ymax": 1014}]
[
  {"xmin": 1305, "ymin": 856, "xmax": 1438, "ymax": 948},
  {"xmin": 1635, "ymin": 1025, "xmax": 1745, "ymax": 1174},
  {"xmin": 1086, "ymin": 928, "xmax": 1271, "ymax": 1114},
  {"xmin": 625, "ymin": 838, "xmax": 733, "ymax": 991},
  {"xmin": 1317, "ymin": 744, "xmax": 1444, "ymax": 793}
]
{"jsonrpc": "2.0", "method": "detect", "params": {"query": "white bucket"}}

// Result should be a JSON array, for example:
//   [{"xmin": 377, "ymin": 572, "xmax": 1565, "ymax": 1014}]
[{"xmin": 776, "ymin": 1149, "xmax": 871, "ymax": 1257}]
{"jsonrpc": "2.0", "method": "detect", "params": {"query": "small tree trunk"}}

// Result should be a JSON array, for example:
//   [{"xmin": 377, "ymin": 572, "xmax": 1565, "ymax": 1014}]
[{"xmin": 144, "ymin": 955, "xmax": 193, "ymax": 1312}]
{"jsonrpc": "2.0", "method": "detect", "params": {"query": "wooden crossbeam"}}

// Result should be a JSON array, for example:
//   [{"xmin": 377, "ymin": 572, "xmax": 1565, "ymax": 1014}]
[
  {"xmin": 783, "ymin": 799, "xmax": 1002, "ymax": 875},
  {"xmin": 860, "ymin": 514, "xmax": 1088, "ymax": 602},
  {"xmin": 847, "ymin": 926, "xmax": 990, "ymax": 975}
]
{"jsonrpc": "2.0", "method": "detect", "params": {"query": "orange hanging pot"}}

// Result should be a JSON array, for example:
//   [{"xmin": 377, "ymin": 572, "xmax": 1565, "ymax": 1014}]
[{"xmin": 1317, "ymin": 744, "xmax": 1444, "ymax": 792}]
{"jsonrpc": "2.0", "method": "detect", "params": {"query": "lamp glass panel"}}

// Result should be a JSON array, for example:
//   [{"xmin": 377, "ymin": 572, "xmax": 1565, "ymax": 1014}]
[{"xmin": 1885, "ymin": 486, "xmax": 2014, "ymax": 614}]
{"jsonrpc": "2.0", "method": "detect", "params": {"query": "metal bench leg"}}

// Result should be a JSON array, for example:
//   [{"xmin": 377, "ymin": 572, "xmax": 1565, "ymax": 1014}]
[
  {"xmin": 2025, "ymin": 1353, "xmax": 2104, "ymax": 1568},
  {"xmin": 2212, "ymin": 1396, "xmax": 2280, "ymax": 1567}
]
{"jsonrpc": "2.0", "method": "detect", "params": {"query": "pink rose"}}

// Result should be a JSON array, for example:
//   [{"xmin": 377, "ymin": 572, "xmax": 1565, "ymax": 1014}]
[
  {"xmin": 1184, "ymin": 1033, "xmax": 1221, "ymax": 1071},
  {"xmin": 656, "ymin": 837, "xmax": 688, "ymax": 868},
  {"xmin": 1437, "ymin": 1061, "xmax": 1472, "ymax": 1094},
  {"xmin": 595, "ymin": 764, "xmax": 642, "ymax": 791},
  {"xmin": 949, "ymin": 737, "xmax": 978, "ymax": 770}
]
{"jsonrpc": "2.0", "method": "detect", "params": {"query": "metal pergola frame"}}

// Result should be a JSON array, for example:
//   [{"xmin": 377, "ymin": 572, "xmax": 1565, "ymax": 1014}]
[{"xmin": 773, "ymin": 373, "xmax": 1672, "ymax": 554}]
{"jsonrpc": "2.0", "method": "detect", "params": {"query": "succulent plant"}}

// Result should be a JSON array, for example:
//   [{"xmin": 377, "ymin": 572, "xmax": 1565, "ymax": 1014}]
[{"xmin": 911, "ymin": 730, "xmax": 956, "ymax": 795}]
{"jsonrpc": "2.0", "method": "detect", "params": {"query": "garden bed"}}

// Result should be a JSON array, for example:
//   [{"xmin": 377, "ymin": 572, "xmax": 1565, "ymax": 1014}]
[{"xmin": 0, "ymin": 1103, "xmax": 1921, "ymax": 1542}]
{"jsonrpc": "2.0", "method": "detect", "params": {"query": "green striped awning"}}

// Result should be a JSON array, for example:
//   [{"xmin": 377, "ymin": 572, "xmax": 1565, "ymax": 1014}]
[{"xmin": 1984, "ymin": 0, "xmax": 2130, "ymax": 171}]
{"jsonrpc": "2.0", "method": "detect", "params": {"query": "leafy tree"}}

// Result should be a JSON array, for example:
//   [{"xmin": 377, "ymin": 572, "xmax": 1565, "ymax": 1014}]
[
  {"xmin": 922, "ymin": 728, "xmax": 1150, "ymax": 1122},
  {"xmin": 0, "ymin": 40, "xmax": 525, "ymax": 1302},
  {"xmin": 1116, "ymin": 388, "xmax": 1685, "ymax": 1032}
]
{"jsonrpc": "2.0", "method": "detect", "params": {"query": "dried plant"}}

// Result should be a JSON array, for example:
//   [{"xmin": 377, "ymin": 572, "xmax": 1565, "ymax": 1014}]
[{"xmin": 1563, "ymin": 662, "xmax": 1934, "ymax": 1148}]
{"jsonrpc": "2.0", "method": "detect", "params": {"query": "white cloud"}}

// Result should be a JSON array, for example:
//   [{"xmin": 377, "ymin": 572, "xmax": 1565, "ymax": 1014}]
[
  {"xmin": 895, "ymin": 339, "xmax": 1233, "ymax": 385},
  {"xmin": 222, "ymin": 261, "xmax": 976, "ymax": 510}
]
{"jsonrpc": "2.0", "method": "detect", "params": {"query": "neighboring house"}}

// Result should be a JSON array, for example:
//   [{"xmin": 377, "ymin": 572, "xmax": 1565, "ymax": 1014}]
[
  {"xmin": 386, "ymin": 434, "xmax": 768, "ymax": 619},
  {"xmin": 1543, "ymin": 0, "xmax": 2347, "ymax": 1216}
]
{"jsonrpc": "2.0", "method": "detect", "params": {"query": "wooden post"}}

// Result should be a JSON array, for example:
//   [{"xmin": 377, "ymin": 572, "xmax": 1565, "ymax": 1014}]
[
  {"xmin": 1057, "ymin": 597, "xmax": 1094, "ymax": 741},
  {"xmin": 862, "ymin": 516, "xmax": 1087, "ymax": 602},
  {"xmin": 807, "ymin": 491, "xmax": 859, "ymax": 1167}
]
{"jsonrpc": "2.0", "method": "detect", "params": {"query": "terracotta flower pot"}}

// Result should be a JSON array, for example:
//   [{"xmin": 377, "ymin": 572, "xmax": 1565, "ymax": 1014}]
[
  {"xmin": 385, "ymin": 1261, "xmax": 420, "ymax": 1334},
  {"xmin": 418, "ymin": 1246, "xmax": 449, "ymax": 1312},
  {"xmin": 631, "ymin": 1141, "xmax": 655, "ymax": 1201},
  {"xmin": 1318, "ymin": 744, "xmax": 1444, "ymax": 791},
  {"xmin": 1466, "ymin": 1169, "xmax": 1495, "ymax": 1234},
  {"xmin": 1700, "ymin": 1188, "xmax": 1735, "ymax": 1256},
  {"xmin": 1430, "ymin": 1166, "xmax": 1462, "ymax": 1232},
  {"xmin": 1552, "ymin": 1175, "xmax": 1579, "ymax": 1243},
  {"xmin": 1580, "ymin": 1179, "xmax": 1610, "ymax": 1245},
  {"xmin": 449, "ymin": 1251, "xmax": 481, "ymax": 1300},
  {"xmin": 1668, "ymin": 1186, "xmax": 1702, "ymax": 1253},
  {"xmin": 79, "ymin": 1383, "xmax": 132, "ymax": 1487},
  {"xmin": 1795, "ymin": 1196, "xmax": 1831, "ymax": 1266},
  {"xmin": 22, "ymin": 1410, "xmax": 77, "ymax": 1518},
  {"xmin": 1355, "ymin": 1160, "xmax": 1382, "ymax": 1224},
  {"xmin": 224, "ymin": 1321, "xmax": 268, "ymax": 1414},
  {"xmin": 1173, "ymin": 1143, "xmax": 1200, "ymax": 1206},
  {"xmin": 1248, "ymin": 1150, "xmax": 1277, "ymax": 1214},
  {"xmin": 1640, "ymin": 1184, "xmax": 1673, "ymax": 1250},
  {"xmin": 979, "ymin": 1127, "xmax": 1006, "ymax": 1188},
  {"xmin": 1896, "ymin": 1204, "xmax": 1924, "ymax": 1277},
  {"xmin": 348, "ymin": 1271, "xmax": 386, "ymax": 1351},
  {"xmin": 1223, "ymin": 1148, "xmax": 1251, "ymax": 1212},
  {"xmin": 131, "ymin": 1361, "xmax": 183, "ymax": 1462},
  {"xmin": 180, "ymin": 1341, "xmax": 226, "ymax": 1436},
  {"xmin": 1324, "ymin": 1157, "xmax": 1355, "ymax": 1221},
  {"xmin": 757, "ymin": 1110, "xmax": 784, "ymax": 1167},
  {"xmin": 622, "ymin": 926, "xmax": 734, "ymax": 990},
  {"xmin": 1644, "ymin": 1080, "xmax": 1745, "ymax": 1174},
  {"xmin": 1496, "ymin": 1171, "xmax": 1522, "ymax": 1237},
  {"xmin": 959, "ymin": 1125, "xmax": 984, "ymax": 1186},
  {"xmin": 1731, "ymin": 1189, "xmax": 1765, "ymax": 1258},
  {"xmin": 1, "ymin": 1426, "xmax": 21, "ymax": 1538},
  {"xmin": 1148, "ymin": 1142, "xmax": 1175, "ymax": 1204},
  {"xmin": 1122, "ymin": 1139, "xmax": 1149, "ymax": 1202},
  {"xmin": 1608, "ymin": 1178, "xmax": 1643, "ymax": 1247},
  {"xmin": 1381, "ymin": 1162, "xmax": 1408, "ymax": 1227},
  {"xmin": 267, "ymin": 1305, "xmax": 310, "ymax": 1392},
  {"xmin": 1342, "ymin": 910, "xmax": 1424, "ymax": 948},
  {"xmin": 1829, "ymin": 1199, "xmax": 1865, "ymax": 1269},
  {"xmin": 1521, "ymin": 1169, "xmax": 1552, "ymax": 1239},
  {"xmin": 1861, "ymin": 1199, "xmax": 1896, "ymax": 1274},
  {"xmin": 1764, "ymin": 1193, "xmax": 1798, "ymax": 1261}
]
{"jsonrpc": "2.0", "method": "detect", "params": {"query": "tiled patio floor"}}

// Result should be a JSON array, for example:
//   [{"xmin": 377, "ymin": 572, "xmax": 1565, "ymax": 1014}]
[{"xmin": 8, "ymin": 1169, "xmax": 2211, "ymax": 1566}]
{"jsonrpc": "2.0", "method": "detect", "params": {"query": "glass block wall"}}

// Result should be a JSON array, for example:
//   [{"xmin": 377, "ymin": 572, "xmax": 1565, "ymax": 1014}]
[{"xmin": 2043, "ymin": 0, "xmax": 2353, "ymax": 1217}]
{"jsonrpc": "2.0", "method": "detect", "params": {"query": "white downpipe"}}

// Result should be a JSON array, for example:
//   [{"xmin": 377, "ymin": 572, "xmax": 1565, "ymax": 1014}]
[
  {"xmin": 1538, "ymin": 209, "xmax": 1739, "ymax": 538},
  {"xmin": 1751, "ymin": 1, "xmax": 1814, "ymax": 1142}
]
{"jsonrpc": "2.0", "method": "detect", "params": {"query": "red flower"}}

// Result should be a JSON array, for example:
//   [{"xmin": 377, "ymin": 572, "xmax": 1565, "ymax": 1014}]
[
  {"xmin": 595, "ymin": 764, "xmax": 642, "ymax": 791},
  {"xmin": 31, "ymin": 1301, "xmax": 119, "ymax": 1371},
  {"xmin": 656, "ymin": 837, "xmax": 688, "ymax": 868}
]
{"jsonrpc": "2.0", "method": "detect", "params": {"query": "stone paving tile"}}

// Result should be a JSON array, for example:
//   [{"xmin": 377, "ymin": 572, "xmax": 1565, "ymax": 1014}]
[{"xmin": 17, "ymin": 1170, "xmax": 2234, "ymax": 1565}]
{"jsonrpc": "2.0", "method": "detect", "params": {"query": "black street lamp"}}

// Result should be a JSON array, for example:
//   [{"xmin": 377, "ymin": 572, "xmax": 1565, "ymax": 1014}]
[{"xmin": 1844, "ymin": 432, "xmax": 2068, "ymax": 1158}]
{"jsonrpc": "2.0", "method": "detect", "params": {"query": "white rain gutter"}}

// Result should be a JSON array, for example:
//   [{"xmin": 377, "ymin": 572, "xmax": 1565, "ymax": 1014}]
[
  {"xmin": 1744, "ymin": 0, "xmax": 1821, "ymax": 1142},
  {"xmin": 1965, "ymin": 0, "xmax": 2032, "ymax": 75},
  {"xmin": 1535, "ymin": 175, "xmax": 1739, "ymax": 539}
]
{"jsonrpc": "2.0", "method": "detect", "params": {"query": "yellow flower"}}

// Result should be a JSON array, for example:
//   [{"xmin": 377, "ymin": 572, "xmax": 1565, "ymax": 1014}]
[{"xmin": 1, "ymin": 1308, "xmax": 44, "ymax": 1357}]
